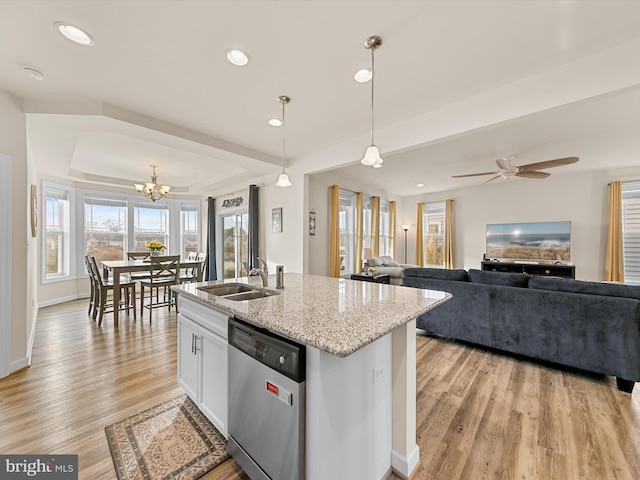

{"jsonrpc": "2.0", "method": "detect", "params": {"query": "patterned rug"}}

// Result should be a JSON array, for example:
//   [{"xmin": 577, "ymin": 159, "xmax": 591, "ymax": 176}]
[{"xmin": 105, "ymin": 395, "xmax": 229, "ymax": 480}]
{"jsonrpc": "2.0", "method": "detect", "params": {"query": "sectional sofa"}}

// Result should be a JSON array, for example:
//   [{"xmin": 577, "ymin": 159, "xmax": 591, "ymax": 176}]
[{"xmin": 402, "ymin": 267, "xmax": 640, "ymax": 392}]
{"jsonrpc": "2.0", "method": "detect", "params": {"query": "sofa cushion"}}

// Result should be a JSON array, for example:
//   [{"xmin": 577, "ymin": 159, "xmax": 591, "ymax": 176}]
[
  {"xmin": 369, "ymin": 255, "xmax": 401, "ymax": 267},
  {"xmin": 403, "ymin": 267, "xmax": 468, "ymax": 281},
  {"xmin": 468, "ymin": 269, "xmax": 529, "ymax": 287},
  {"xmin": 528, "ymin": 275, "xmax": 640, "ymax": 300}
]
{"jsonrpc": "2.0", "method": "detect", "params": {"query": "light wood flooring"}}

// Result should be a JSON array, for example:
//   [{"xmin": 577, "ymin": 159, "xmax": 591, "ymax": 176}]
[{"xmin": 1, "ymin": 299, "xmax": 639, "ymax": 479}]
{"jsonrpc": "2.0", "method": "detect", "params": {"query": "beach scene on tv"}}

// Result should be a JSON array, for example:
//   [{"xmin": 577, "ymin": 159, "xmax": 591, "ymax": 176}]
[{"xmin": 486, "ymin": 221, "xmax": 571, "ymax": 261}]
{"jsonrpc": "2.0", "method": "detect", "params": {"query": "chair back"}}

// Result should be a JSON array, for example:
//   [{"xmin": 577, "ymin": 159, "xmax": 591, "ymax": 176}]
[
  {"xmin": 87, "ymin": 256, "xmax": 107, "ymax": 287},
  {"xmin": 149, "ymin": 255, "xmax": 181, "ymax": 284},
  {"xmin": 127, "ymin": 252, "xmax": 151, "ymax": 261}
]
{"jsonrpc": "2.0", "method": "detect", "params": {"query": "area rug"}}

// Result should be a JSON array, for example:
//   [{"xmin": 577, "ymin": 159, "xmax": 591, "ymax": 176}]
[{"xmin": 105, "ymin": 395, "xmax": 229, "ymax": 480}]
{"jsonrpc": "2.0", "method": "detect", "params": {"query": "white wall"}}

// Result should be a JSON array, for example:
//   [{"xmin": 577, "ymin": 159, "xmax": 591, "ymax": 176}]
[
  {"xmin": 400, "ymin": 168, "xmax": 638, "ymax": 281},
  {"xmin": 0, "ymin": 89, "xmax": 31, "ymax": 373}
]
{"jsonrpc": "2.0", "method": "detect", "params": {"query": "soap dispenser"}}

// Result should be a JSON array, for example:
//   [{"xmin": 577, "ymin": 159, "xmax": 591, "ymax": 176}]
[{"xmin": 276, "ymin": 265, "xmax": 284, "ymax": 289}]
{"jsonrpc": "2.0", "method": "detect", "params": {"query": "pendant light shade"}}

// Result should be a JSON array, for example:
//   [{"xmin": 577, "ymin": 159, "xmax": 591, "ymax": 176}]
[
  {"xmin": 275, "ymin": 95, "xmax": 292, "ymax": 187},
  {"xmin": 360, "ymin": 35, "xmax": 383, "ymax": 168}
]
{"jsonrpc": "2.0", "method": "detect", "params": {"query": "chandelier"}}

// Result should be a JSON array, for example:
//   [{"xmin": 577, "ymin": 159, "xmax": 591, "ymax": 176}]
[{"xmin": 134, "ymin": 165, "xmax": 171, "ymax": 202}]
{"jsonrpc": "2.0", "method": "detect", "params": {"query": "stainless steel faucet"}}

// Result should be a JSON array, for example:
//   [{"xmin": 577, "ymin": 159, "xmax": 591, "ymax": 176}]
[{"xmin": 249, "ymin": 257, "xmax": 269, "ymax": 287}]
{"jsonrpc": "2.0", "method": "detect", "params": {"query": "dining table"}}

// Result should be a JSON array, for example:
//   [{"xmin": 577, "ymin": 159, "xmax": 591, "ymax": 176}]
[{"xmin": 101, "ymin": 258, "xmax": 204, "ymax": 326}]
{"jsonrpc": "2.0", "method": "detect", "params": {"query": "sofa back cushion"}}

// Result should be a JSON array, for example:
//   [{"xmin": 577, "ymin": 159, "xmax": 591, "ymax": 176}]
[
  {"xmin": 528, "ymin": 275, "xmax": 640, "ymax": 300},
  {"xmin": 468, "ymin": 269, "xmax": 529, "ymax": 287},
  {"xmin": 403, "ymin": 267, "xmax": 468, "ymax": 281},
  {"xmin": 369, "ymin": 255, "xmax": 401, "ymax": 267}
]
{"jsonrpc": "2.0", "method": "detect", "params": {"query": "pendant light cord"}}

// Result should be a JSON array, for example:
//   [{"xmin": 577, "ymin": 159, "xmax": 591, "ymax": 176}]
[
  {"xmin": 282, "ymin": 99, "xmax": 286, "ymax": 173},
  {"xmin": 370, "ymin": 48, "xmax": 375, "ymax": 146}
]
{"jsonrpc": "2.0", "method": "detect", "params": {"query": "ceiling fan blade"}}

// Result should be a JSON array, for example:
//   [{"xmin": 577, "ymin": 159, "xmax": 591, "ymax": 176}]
[
  {"xmin": 483, "ymin": 175, "xmax": 502, "ymax": 184},
  {"xmin": 518, "ymin": 156, "xmax": 579, "ymax": 172},
  {"xmin": 516, "ymin": 170, "xmax": 550, "ymax": 179},
  {"xmin": 452, "ymin": 171, "xmax": 498, "ymax": 178}
]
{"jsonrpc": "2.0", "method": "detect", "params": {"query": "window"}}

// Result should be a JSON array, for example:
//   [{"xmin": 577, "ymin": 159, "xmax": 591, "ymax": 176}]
[
  {"xmin": 134, "ymin": 205, "xmax": 169, "ymax": 252},
  {"xmin": 423, "ymin": 201, "xmax": 446, "ymax": 267},
  {"xmin": 44, "ymin": 185, "xmax": 71, "ymax": 279},
  {"xmin": 362, "ymin": 195, "xmax": 372, "ymax": 249},
  {"xmin": 339, "ymin": 190, "xmax": 356, "ymax": 275},
  {"xmin": 622, "ymin": 181, "xmax": 640, "ymax": 285},
  {"xmin": 85, "ymin": 197, "xmax": 127, "ymax": 265},
  {"xmin": 379, "ymin": 200, "xmax": 391, "ymax": 256},
  {"xmin": 181, "ymin": 204, "xmax": 199, "ymax": 259}
]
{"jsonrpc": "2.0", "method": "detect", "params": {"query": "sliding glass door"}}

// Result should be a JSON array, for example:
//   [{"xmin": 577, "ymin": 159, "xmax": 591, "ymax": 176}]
[{"xmin": 222, "ymin": 213, "xmax": 249, "ymax": 279}]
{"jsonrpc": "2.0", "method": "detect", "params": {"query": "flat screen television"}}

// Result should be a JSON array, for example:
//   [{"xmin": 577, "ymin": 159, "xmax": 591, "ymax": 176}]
[{"xmin": 486, "ymin": 221, "xmax": 571, "ymax": 262}]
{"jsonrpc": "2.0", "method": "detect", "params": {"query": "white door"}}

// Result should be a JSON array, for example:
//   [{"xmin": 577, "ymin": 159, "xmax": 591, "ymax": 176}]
[
  {"xmin": 199, "ymin": 327, "xmax": 228, "ymax": 437},
  {"xmin": 177, "ymin": 314, "xmax": 199, "ymax": 401}
]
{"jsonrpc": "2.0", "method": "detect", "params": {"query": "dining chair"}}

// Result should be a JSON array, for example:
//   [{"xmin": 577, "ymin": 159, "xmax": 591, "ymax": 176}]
[
  {"xmin": 87, "ymin": 256, "xmax": 137, "ymax": 326},
  {"xmin": 127, "ymin": 251, "xmax": 152, "ymax": 281},
  {"xmin": 84, "ymin": 254, "xmax": 98, "ymax": 320},
  {"xmin": 139, "ymin": 255, "xmax": 181, "ymax": 322},
  {"xmin": 179, "ymin": 252, "xmax": 207, "ymax": 284}
]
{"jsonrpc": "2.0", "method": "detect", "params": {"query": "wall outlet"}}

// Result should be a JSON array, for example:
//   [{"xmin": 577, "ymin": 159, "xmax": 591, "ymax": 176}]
[{"xmin": 373, "ymin": 362, "xmax": 385, "ymax": 384}]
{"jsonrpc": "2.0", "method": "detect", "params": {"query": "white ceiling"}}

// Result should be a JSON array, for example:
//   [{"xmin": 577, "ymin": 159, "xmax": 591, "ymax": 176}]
[{"xmin": 2, "ymin": 1, "xmax": 640, "ymax": 196}]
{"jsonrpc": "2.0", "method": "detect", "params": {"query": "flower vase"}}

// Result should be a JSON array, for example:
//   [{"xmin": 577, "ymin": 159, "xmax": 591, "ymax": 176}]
[{"xmin": 150, "ymin": 250, "xmax": 160, "ymax": 257}]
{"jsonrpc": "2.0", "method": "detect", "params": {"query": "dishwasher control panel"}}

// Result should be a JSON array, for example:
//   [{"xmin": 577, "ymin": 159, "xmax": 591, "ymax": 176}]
[{"xmin": 228, "ymin": 317, "xmax": 306, "ymax": 383}]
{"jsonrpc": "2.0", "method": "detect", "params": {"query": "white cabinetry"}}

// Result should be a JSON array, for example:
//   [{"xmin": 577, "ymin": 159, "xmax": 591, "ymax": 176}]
[{"xmin": 177, "ymin": 296, "xmax": 228, "ymax": 438}]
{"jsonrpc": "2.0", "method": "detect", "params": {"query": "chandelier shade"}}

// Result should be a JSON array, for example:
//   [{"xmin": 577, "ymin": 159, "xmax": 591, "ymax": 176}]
[{"xmin": 134, "ymin": 165, "xmax": 171, "ymax": 202}]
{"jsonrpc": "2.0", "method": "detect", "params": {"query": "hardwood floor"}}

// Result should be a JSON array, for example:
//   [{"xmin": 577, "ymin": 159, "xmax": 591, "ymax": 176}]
[{"xmin": 1, "ymin": 300, "xmax": 639, "ymax": 479}]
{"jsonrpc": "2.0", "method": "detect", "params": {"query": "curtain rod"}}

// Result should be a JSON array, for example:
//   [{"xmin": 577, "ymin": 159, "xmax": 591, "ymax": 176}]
[{"xmin": 219, "ymin": 183, "xmax": 266, "ymax": 197}]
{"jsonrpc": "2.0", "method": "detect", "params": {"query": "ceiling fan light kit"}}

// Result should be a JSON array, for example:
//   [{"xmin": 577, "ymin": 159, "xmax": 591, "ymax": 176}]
[{"xmin": 452, "ymin": 155, "xmax": 579, "ymax": 184}]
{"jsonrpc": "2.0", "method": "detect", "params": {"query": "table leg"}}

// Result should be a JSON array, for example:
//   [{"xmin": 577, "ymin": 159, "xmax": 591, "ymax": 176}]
[{"xmin": 112, "ymin": 269, "xmax": 120, "ymax": 327}]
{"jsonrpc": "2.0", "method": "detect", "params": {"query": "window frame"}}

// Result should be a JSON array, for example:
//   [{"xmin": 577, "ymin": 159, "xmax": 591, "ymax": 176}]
[
  {"xmin": 422, "ymin": 200, "xmax": 446, "ymax": 268},
  {"xmin": 622, "ymin": 180, "xmax": 640, "ymax": 285},
  {"xmin": 41, "ymin": 181, "xmax": 74, "ymax": 283}
]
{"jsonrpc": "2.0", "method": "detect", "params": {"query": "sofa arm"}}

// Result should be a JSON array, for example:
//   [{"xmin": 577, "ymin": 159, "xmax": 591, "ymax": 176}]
[{"xmin": 400, "ymin": 264, "xmax": 419, "ymax": 269}]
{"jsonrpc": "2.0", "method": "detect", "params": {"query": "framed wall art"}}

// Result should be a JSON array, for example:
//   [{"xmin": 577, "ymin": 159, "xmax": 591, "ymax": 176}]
[
  {"xmin": 272, "ymin": 207, "xmax": 282, "ymax": 233},
  {"xmin": 30, "ymin": 184, "xmax": 37, "ymax": 238}
]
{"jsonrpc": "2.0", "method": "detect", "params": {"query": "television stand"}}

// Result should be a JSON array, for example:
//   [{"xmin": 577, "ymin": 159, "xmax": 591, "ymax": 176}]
[{"xmin": 481, "ymin": 260, "xmax": 575, "ymax": 279}]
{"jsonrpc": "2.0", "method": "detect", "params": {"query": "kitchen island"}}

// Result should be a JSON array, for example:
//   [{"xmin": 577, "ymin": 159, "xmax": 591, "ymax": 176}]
[{"xmin": 172, "ymin": 273, "xmax": 450, "ymax": 479}]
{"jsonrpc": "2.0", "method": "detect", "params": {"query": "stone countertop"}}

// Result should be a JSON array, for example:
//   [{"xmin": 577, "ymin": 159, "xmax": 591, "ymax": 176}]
[{"xmin": 172, "ymin": 273, "xmax": 450, "ymax": 357}]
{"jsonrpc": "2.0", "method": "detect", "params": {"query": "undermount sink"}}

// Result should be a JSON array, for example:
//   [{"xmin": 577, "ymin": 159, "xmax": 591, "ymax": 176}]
[
  {"xmin": 196, "ymin": 283, "xmax": 280, "ymax": 301},
  {"xmin": 197, "ymin": 284, "xmax": 255, "ymax": 296}
]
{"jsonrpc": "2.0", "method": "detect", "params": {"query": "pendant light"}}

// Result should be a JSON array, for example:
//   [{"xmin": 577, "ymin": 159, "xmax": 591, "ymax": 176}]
[
  {"xmin": 275, "ymin": 95, "xmax": 292, "ymax": 187},
  {"xmin": 361, "ymin": 35, "xmax": 384, "ymax": 168}
]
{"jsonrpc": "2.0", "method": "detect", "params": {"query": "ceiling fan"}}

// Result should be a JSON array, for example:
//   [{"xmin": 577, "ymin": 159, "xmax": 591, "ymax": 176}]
[{"xmin": 452, "ymin": 155, "xmax": 579, "ymax": 183}]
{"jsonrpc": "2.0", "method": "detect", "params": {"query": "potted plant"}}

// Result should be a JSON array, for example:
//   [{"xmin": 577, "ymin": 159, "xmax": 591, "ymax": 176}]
[{"xmin": 146, "ymin": 241, "xmax": 166, "ymax": 256}]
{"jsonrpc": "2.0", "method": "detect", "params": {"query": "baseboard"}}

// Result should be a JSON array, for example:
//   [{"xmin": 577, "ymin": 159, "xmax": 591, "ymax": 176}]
[
  {"xmin": 38, "ymin": 293, "xmax": 89, "ymax": 309},
  {"xmin": 9, "ymin": 356, "xmax": 29, "ymax": 374},
  {"xmin": 391, "ymin": 444, "xmax": 420, "ymax": 479}
]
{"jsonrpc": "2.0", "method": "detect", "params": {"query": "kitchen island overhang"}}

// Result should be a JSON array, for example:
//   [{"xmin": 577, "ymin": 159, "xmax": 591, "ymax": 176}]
[{"xmin": 172, "ymin": 273, "xmax": 450, "ymax": 479}]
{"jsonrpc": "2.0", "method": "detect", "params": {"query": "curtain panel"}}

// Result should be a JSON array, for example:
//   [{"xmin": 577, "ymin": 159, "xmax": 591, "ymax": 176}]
[
  {"xmin": 444, "ymin": 199, "xmax": 454, "ymax": 269},
  {"xmin": 329, "ymin": 185, "xmax": 341, "ymax": 278},
  {"xmin": 389, "ymin": 201, "xmax": 396, "ymax": 260},
  {"xmin": 416, "ymin": 202, "xmax": 424, "ymax": 266},
  {"xmin": 355, "ymin": 192, "xmax": 364, "ymax": 273},
  {"xmin": 248, "ymin": 184, "xmax": 259, "ymax": 272},
  {"xmin": 204, "ymin": 197, "xmax": 218, "ymax": 281},
  {"xmin": 605, "ymin": 181, "xmax": 624, "ymax": 282},
  {"xmin": 371, "ymin": 196, "xmax": 380, "ymax": 257}
]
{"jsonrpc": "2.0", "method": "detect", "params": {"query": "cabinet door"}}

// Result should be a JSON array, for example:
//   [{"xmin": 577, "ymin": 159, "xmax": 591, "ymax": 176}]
[
  {"xmin": 198, "ymin": 327, "xmax": 228, "ymax": 438},
  {"xmin": 177, "ymin": 314, "xmax": 199, "ymax": 402}
]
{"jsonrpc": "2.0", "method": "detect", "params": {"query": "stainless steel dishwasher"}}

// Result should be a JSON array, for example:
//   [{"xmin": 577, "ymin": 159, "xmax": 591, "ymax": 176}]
[{"xmin": 228, "ymin": 317, "xmax": 306, "ymax": 480}]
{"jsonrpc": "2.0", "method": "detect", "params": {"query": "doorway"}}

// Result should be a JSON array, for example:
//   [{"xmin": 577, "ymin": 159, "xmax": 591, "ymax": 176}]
[{"xmin": 221, "ymin": 212, "xmax": 249, "ymax": 280}]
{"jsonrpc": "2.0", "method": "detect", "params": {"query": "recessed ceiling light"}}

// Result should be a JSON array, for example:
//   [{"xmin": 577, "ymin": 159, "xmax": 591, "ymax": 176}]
[
  {"xmin": 268, "ymin": 118, "xmax": 282, "ymax": 127},
  {"xmin": 54, "ymin": 21, "xmax": 94, "ymax": 46},
  {"xmin": 226, "ymin": 49, "xmax": 250, "ymax": 66},
  {"xmin": 23, "ymin": 66, "xmax": 45, "ymax": 81},
  {"xmin": 417, "ymin": 183, "xmax": 424, "ymax": 187},
  {"xmin": 354, "ymin": 68, "xmax": 372, "ymax": 83}
]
